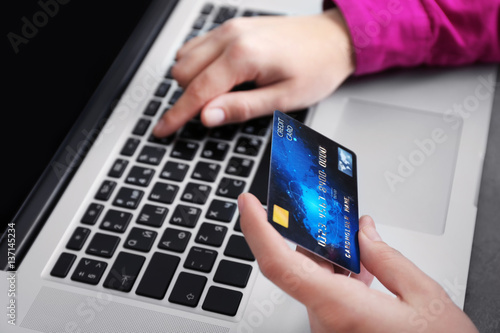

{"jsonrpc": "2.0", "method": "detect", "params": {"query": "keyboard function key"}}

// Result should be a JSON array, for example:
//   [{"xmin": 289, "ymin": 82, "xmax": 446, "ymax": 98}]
[
  {"xmin": 86, "ymin": 233, "xmax": 120, "ymax": 258},
  {"xmin": 103, "ymin": 252, "xmax": 145, "ymax": 292},
  {"xmin": 108, "ymin": 159, "xmax": 129, "ymax": 178},
  {"xmin": 158, "ymin": 228, "xmax": 191, "ymax": 253},
  {"xmin": 120, "ymin": 138, "xmax": 140, "ymax": 156},
  {"xmin": 50, "ymin": 252, "xmax": 76, "ymax": 278},
  {"xmin": 95, "ymin": 180, "xmax": 116, "ymax": 201},
  {"xmin": 71, "ymin": 257, "xmax": 107, "ymax": 285}
]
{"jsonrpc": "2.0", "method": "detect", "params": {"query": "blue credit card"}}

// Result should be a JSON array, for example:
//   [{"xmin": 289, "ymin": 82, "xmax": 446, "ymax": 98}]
[{"xmin": 267, "ymin": 110, "xmax": 360, "ymax": 273}]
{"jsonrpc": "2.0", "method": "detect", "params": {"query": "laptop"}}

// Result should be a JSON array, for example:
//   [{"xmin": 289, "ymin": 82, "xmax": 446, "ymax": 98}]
[{"xmin": 1, "ymin": 0, "xmax": 497, "ymax": 332}]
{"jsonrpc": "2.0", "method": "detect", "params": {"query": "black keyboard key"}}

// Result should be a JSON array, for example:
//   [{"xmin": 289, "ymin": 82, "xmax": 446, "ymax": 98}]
[
  {"xmin": 248, "ymin": 141, "xmax": 271, "ymax": 204},
  {"xmin": 202, "ymin": 286, "xmax": 243, "ymax": 316},
  {"xmin": 158, "ymin": 228, "xmax": 191, "ymax": 253},
  {"xmin": 234, "ymin": 136, "xmax": 262, "ymax": 156},
  {"xmin": 196, "ymin": 223, "xmax": 227, "ymax": 247},
  {"xmin": 100, "ymin": 209, "xmax": 132, "ymax": 233},
  {"xmin": 181, "ymin": 182, "xmax": 211, "ymax": 204},
  {"xmin": 108, "ymin": 159, "xmax": 128, "ymax": 178},
  {"xmin": 165, "ymin": 65, "xmax": 174, "ymax": 80},
  {"xmin": 86, "ymin": 233, "xmax": 120, "ymax": 258},
  {"xmin": 132, "ymin": 118, "xmax": 151, "ymax": 136},
  {"xmin": 149, "ymin": 182, "xmax": 179, "ymax": 204},
  {"xmin": 125, "ymin": 166, "xmax": 155, "ymax": 187},
  {"xmin": 160, "ymin": 161, "xmax": 189, "ymax": 181},
  {"xmin": 113, "ymin": 187, "xmax": 144, "ymax": 209},
  {"xmin": 206, "ymin": 199, "xmax": 236, "ymax": 222},
  {"xmin": 216, "ymin": 177, "xmax": 246, "ymax": 199},
  {"xmin": 66, "ymin": 227, "xmax": 91, "ymax": 251},
  {"xmin": 209, "ymin": 124, "xmax": 239, "ymax": 140},
  {"xmin": 171, "ymin": 140, "xmax": 199, "ymax": 160},
  {"xmin": 120, "ymin": 138, "xmax": 140, "ymax": 156},
  {"xmin": 81, "ymin": 203, "xmax": 104, "ymax": 225},
  {"xmin": 193, "ymin": 15, "xmax": 206, "ymax": 30},
  {"xmin": 184, "ymin": 246, "xmax": 217, "ymax": 273},
  {"xmin": 214, "ymin": 259, "xmax": 252, "ymax": 288},
  {"xmin": 124, "ymin": 227, "xmax": 157, "ymax": 252},
  {"xmin": 144, "ymin": 100, "xmax": 161, "ymax": 116},
  {"xmin": 169, "ymin": 272, "xmax": 207, "ymax": 307},
  {"xmin": 95, "ymin": 180, "xmax": 116, "ymax": 201},
  {"xmin": 103, "ymin": 252, "xmax": 145, "ymax": 292},
  {"xmin": 224, "ymin": 235, "xmax": 255, "ymax": 261},
  {"xmin": 180, "ymin": 122, "xmax": 208, "ymax": 141},
  {"xmin": 154, "ymin": 81, "xmax": 171, "ymax": 97},
  {"xmin": 136, "ymin": 252, "xmax": 180, "ymax": 299},
  {"xmin": 50, "ymin": 252, "xmax": 76, "ymax": 278},
  {"xmin": 201, "ymin": 141, "xmax": 229, "ymax": 161},
  {"xmin": 170, "ymin": 205, "xmax": 201, "ymax": 228},
  {"xmin": 169, "ymin": 88, "xmax": 183, "ymax": 105},
  {"xmin": 234, "ymin": 215, "xmax": 241, "ymax": 232},
  {"xmin": 213, "ymin": 6, "xmax": 237, "ymax": 24},
  {"xmin": 137, "ymin": 204, "xmax": 168, "ymax": 228},
  {"xmin": 241, "ymin": 116, "xmax": 271, "ymax": 136},
  {"xmin": 226, "ymin": 157, "xmax": 253, "ymax": 177},
  {"xmin": 71, "ymin": 258, "xmax": 107, "ymax": 285},
  {"xmin": 201, "ymin": 3, "xmax": 214, "ymax": 15},
  {"xmin": 192, "ymin": 161, "xmax": 220, "ymax": 182},
  {"xmin": 137, "ymin": 145, "xmax": 166, "ymax": 165},
  {"xmin": 148, "ymin": 133, "xmax": 176, "ymax": 146}
]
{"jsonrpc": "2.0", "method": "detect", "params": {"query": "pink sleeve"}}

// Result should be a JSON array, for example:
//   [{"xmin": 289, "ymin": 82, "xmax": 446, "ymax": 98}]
[{"xmin": 324, "ymin": 0, "xmax": 500, "ymax": 75}]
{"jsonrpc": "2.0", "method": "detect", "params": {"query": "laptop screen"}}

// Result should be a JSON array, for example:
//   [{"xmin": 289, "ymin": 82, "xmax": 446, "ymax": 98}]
[{"xmin": 2, "ymin": 0, "xmax": 153, "ymax": 234}]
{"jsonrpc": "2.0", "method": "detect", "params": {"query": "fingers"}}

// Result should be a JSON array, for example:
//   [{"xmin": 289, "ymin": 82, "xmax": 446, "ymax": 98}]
[
  {"xmin": 358, "ymin": 215, "xmax": 443, "ymax": 303},
  {"xmin": 238, "ymin": 193, "xmax": 355, "ymax": 308}
]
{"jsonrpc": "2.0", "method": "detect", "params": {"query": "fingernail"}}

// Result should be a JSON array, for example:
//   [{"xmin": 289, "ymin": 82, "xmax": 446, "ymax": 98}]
[
  {"xmin": 361, "ymin": 225, "xmax": 382, "ymax": 242},
  {"xmin": 204, "ymin": 108, "xmax": 225, "ymax": 127},
  {"xmin": 153, "ymin": 118, "xmax": 164, "ymax": 134}
]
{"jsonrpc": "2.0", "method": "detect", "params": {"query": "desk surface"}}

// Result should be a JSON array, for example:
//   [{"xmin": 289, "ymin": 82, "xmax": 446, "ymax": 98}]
[{"xmin": 464, "ymin": 66, "xmax": 500, "ymax": 332}]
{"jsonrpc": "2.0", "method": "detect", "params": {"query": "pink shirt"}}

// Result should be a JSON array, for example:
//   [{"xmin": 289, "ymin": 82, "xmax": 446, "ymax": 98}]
[{"xmin": 325, "ymin": 0, "xmax": 500, "ymax": 75}]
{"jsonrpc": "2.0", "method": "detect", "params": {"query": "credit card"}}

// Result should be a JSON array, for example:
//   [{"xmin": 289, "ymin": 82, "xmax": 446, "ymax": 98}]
[{"xmin": 267, "ymin": 110, "xmax": 360, "ymax": 273}]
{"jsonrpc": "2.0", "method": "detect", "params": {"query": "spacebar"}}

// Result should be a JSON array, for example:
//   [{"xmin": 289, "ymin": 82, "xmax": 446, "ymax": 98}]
[{"xmin": 248, "ymin": 142, "xmax": 271, "ymax": 205}]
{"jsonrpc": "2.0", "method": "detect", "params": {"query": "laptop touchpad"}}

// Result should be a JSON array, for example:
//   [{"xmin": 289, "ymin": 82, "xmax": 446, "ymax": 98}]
[{"xmin": 329, "ymin": 98, "xmax": 462, "ymax": 235}]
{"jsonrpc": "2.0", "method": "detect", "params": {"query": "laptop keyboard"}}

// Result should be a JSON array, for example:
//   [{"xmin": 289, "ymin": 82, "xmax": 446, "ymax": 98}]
[{"xmin": 48, "ymin": 3, "xmax": 307, "ymax": 319}]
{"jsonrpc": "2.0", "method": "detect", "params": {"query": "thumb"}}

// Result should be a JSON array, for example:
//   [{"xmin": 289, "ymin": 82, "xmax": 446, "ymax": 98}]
[
  {"xmin": 358, "ymin": 216, "xmax": 442, "ymax": 304},
  {"xmin": 200, "ymin": 80, "xmax": 299, "ymax": 127}
]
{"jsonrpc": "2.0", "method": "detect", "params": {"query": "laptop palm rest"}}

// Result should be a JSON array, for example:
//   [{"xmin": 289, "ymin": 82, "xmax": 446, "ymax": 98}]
[{"xmin": 330, "ymin": 98, "xmax": 462, "ymax": 235}]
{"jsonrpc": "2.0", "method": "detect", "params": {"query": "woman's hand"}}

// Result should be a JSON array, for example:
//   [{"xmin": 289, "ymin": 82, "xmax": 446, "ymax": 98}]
[
  {"xmin": 238, "ymin": 192, "xmax": 478, "ymax": 333},
  {"xmin": 153, "ymin": 8, "xmax": 354, "ymax": 137}
]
